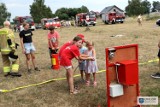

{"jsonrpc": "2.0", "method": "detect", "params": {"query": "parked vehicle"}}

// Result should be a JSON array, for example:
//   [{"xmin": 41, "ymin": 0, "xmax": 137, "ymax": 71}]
[
  {"xmin": 41, "ymin": 18, "xmax": 61, "ymax": 29},
  {"xmin": 13, "ymin": 16, "xmax": 36, "ymax": 31},
  {"xmin": 35, "ymin": 24, "xmax": 42, "ymax": 29},
  {"xmin": 156, "ymin": 19, "xmax": 160, "ymax": 26},
  {"xmin": 101, "ymin": 5, "xmax": 125, "ymax": 24},
  {"xmin": 75, "ymin": 12, "xmax": 96, "ymax": 26},
  {"xmin": 102, "ymin": 12, "xmax": 125, "ymax": 24}
]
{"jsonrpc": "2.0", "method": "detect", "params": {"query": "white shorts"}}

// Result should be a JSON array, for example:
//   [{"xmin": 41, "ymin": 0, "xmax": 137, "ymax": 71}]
[
  {"xmin": 64, "ymin": 66, "xmax": 72, "ymax": 70},
  {"xmin": 24, "ymin": 43, "xmax": 36, "ymax": 54}
]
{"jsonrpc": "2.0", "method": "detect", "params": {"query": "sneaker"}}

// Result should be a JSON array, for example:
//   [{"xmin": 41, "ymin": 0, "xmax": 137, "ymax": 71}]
[
  {"xmin": 35, "ymin": 67, "xmax": 40, "ymax": 71},
  {"xmin": 28, "ymin": 69, "xmax": 31, "ymax": 74},
  {"xmin": 74, "ymin": 85, "xmax": 79, "ymax": 90},
  {"xmin": 151, "ymin": 72, "xmax": 160, "ymax": 79}
]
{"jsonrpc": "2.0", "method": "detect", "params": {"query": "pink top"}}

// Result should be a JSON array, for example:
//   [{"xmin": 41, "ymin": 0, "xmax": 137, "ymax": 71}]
[{"xmin": 48, "ymin": 31, "xmax": 60, "ymax": 48}]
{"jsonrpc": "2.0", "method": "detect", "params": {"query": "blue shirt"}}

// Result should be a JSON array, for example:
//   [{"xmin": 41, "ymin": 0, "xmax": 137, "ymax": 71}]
[{"xmin": 79, "ymin": 46, "xmax": 87, "ymax": 54}]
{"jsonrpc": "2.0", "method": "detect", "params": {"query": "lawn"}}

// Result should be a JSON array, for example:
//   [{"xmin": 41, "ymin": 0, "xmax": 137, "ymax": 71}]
[{"xmin": 0, "ymin": 18, "xmax": 159, "ymax": 107}]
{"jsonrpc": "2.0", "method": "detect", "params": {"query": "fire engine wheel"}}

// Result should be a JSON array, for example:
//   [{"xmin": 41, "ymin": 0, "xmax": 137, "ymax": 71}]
[
  {"xmin": 93, "ymin": 24, "xmax": 96, "ymax": 26},
  {"xmin": 121, "ymin": 21, "xmax": 124, "ymax": 23}
]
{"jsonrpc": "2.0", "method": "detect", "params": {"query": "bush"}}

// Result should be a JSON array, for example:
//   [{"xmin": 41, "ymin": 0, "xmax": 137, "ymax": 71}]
[{"xmin": 145, "ymin": 13, "xmax": 160, "ymax": 21}]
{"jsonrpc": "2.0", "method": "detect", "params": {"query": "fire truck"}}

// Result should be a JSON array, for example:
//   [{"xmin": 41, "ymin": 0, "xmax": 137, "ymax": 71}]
[
  {"xmin": 41, "ymin": 18, "xmax": 61, "ymax": 29},
  {"xmin": 76, "ymin": 12, "xmax": 96, "ymax": 26},
  {"xmin": 102, "ymin": 12, "xmax": 125, "ymax": 24},
  {"xmin": 13, "ymin": 16, "xmax": 36, "ymax": 31}
]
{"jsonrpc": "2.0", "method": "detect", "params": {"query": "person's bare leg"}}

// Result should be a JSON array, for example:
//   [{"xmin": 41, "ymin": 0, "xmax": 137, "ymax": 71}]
[
  {"xmin": 25, "ymin": 54, "xmax": 31, "ymax": 70},
  {"xmin": 66, "ymin": 72, "xmax": 69, "ymax": 86},
  {"xmin": 66, "ymin": 68, "xmax": 74, "ymax": 93},
  {"xmin": 85, "ymin": 72, "xmax": 87, "ymax": 80},
  {"xmin": 93, "ymin": 73, "xmax": 96, "ymax": 82},
  {"xmin": 86, "ymin": 73, "xmax": 90, "ymax": 86},
  {"xmin": 158, "ymin": 58, "xmax": 160, "ymax": 72},
  {"xmin": 80, "ymin": 70, "xmax": 84, "ymax": 80},
  {"xmin": 30, "ymin": 52, "xmax": 36, "ymax": 68}
]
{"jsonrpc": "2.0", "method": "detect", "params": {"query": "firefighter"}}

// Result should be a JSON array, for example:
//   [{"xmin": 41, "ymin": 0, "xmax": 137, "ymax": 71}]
[{"xmin": 0, "ymin": 21, "xmax": 22, "ymax": 77}]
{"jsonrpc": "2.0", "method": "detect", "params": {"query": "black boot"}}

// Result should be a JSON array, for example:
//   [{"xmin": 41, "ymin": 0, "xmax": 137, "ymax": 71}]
[
  {"xmin": 4, "ymin": 72, "xmax": 11, "ymax": 77},
  {"xmin": 10, "ymin": 72, "xmax": 22, "ymax": 77}
]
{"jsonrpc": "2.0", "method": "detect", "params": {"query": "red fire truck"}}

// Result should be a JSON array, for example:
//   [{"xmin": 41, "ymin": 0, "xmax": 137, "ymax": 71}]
[
  {"xmin": 13, "ymin": 16, "xmax": 36, "ymax": 31},
  {"xmin": 76, "ymin": 12, "xmax": 96, "ymax": 26},
  {"xmin": 41, "ymin": 18, "xmax": 61, "ymax": 29},
  {"xmin": 102, "ymin": 12, "xmax": 125, "ymax": 24}
]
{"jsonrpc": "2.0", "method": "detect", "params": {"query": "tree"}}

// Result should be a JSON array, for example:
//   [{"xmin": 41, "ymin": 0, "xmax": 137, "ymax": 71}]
[
  {"xmin": 125, "ymin": 0, "xmax": 151, "ymax": 16},
  {"xmin": 0, "ymin": 3, "xmax": 11, "ymax": 25},
  {"xmin": 141, "ymin": 0, "xmax": 151, "ymax": 14},
  {"xmin": 30, "ymin": 0, "xmax": 53, "ymax": 23},
  {"xmin": 55, "ymin": 6, "xmax": 89, "ymax": 20},
  {"xmin": 152, "ymin": 1, "xmax": 160, "ymax": 12},
  {"xmin": 59, "ymin": 13, "xmax": 69, "ymax": 20},
  {"xmin": 80, "ymin": 5, "xmax": 89, "ymax": 13}
]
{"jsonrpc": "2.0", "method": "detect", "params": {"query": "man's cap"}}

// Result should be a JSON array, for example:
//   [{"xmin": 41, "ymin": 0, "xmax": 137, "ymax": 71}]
[{"xmin": 77, "ymin": 34, "xmax": 85, "ymax": 42}]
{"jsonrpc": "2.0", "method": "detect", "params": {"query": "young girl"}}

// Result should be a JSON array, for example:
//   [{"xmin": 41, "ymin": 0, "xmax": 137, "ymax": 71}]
[
  {"xmin": 19, "ymin": 22, "xmax": 40, "ymax": 73},
  {"xmin": 85, "ymin": 41, "xmax": 98, "ymax": 86},
  {"xmin": 60, "ymin": 37, "xmax": 93, "ymax": 94},
  {"xmin": 79, "ymin": 43, "xmax": 88, "ymax": 81}
]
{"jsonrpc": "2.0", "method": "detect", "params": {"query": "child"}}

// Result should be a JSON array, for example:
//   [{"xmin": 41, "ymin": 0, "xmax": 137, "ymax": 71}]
[
  {"xmin": 48, "ymin": 26, "xmax": 60, "ymax": 55},
  {"xmin": 19, "ymin": 22, "xmax": 40, "ymax": 73},
  {"xmin": 151, "ymin": 41, "xmax": 160, "ymax": 79},
  {"xmin": 59, "ymin": 34, "xmax": 85, "ymax": 58},
  {"xmin": 47, "ymin": 26, "xmax": 60, "ymax": 68},
  {"xmin": 85, "ymin": 41, "xmax": 98, "ymax": 86},
  {"xmin": 60, "ymin": 37, "xmax": 93, "ymax": 94},
  {"xmin": 79, "ymin": 43, "xmax": 88, "ymax": 81}
]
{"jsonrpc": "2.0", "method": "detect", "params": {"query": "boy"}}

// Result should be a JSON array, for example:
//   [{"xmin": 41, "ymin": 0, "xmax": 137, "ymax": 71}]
[{"xmin": 48, "ymin": 26, "xmax": 60, "ymax": 55}]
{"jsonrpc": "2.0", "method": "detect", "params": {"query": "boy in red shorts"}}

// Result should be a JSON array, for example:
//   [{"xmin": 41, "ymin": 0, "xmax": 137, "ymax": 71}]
[
  {"xmin": 151, "ymin": 41, "xmax": 160, "ymax": 79},
  {"xmin": 60, "ymin": 36, "xmax": 93, "ymax": 94}
]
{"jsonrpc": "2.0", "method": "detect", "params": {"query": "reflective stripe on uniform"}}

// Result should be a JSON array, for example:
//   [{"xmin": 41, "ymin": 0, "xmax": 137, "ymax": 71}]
[
  {"xmin": 11, "ymin": 64, "xmax": 19, "ymax": 72},
  {"xmin": 3, "ymin": 66, "xmax": 11, "ymax": 73},
  {"xmin": 0, "ymin": 30, "xmax": 8, "ymax": 35},
  {"xmin": 1, "ymin": 49, "xmax": 11, "ymax": 54}
]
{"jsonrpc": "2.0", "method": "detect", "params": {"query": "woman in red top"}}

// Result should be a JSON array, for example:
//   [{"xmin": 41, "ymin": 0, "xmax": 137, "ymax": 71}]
[{"xmin": 60, "ymin": 36, "xmax": 93, "ymax": 94}]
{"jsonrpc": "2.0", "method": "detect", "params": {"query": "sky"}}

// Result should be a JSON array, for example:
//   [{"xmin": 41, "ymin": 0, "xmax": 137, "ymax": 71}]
[{"xmin": 0, "ymin": 0, "xmax": 156, "ymax": 20}]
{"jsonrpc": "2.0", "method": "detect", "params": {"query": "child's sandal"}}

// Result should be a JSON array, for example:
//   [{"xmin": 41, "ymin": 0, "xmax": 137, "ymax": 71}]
[
  {"xmin": 86, "ymin": 81, "xmax": 90, "ymax": 86},
  {"xmin": 93, "ymin": 81, "xmax": 97, "ymax": 87},
  {"xmin": 70, "ymin": 90, "xmax": 78, "ymax": 95}
]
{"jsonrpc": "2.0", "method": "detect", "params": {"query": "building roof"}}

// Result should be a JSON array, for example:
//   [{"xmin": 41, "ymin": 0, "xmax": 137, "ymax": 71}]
[{"xmin": 100, "ymin": 5, "xmax": 124, "ymax": 14}]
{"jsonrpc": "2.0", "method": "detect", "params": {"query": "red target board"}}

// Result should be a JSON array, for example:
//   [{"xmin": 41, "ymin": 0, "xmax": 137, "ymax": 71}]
[{"xmin": 105, "ymin": 44, "xmax": 140, "ymax": 107}]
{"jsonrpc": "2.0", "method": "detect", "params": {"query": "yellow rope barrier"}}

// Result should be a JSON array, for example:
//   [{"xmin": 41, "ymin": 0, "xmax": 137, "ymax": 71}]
[{"xmin": 0, "ymin": 58, "xmax": 158, "ymax": 93}]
